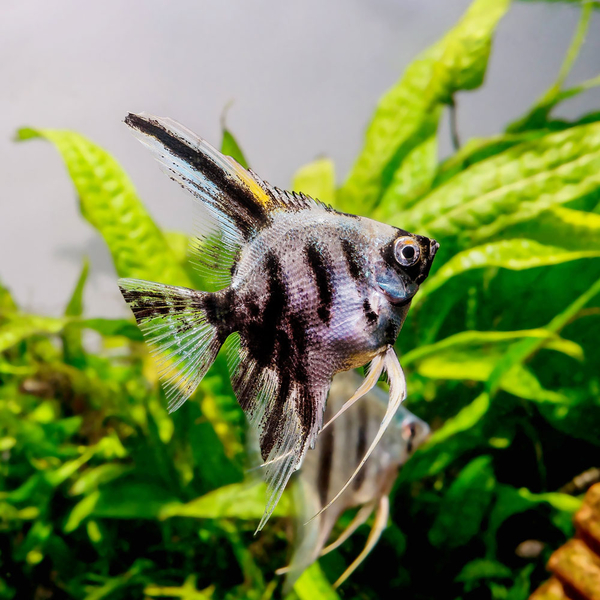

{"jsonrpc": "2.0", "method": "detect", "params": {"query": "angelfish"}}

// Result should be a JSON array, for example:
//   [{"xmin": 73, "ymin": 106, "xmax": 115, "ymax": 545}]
[
  {"xmin": 119, "ymin": 113, "xmax": 439, "ymax": 531},
  {"xmin": 279, "ymin": 370, "xmax": 430, "ymax": 589}
]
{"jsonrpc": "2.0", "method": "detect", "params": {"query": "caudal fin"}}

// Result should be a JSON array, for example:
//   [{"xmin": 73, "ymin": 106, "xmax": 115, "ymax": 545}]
[{"xmin": 119, "ymin": 278, "xmax": 230, "ymax": 412}]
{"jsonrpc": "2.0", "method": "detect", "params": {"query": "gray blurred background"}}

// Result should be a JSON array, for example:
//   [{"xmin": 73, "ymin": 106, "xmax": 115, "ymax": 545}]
[{"xmin": 2, "ymin": 0, "xmax": 599, "ymax": 317}]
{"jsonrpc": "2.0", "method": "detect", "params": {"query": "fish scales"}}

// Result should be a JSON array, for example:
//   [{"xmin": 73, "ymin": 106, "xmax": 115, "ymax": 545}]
[{"xmin": 119, "ymin": 112, "xmax": 438, "ymax": 531}]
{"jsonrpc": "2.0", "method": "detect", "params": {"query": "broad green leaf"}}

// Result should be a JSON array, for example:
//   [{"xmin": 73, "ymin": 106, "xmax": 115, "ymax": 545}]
[
  {"xmin": 292, "ymin": 158, "xmax": 336, "ymax": 206},
  {"xmin": 374, "ymin": 135, "xmax": 438, "ymax": 220},
  {"xmin": 501, "ymin": 206, "xmax": 600, "ymax": 250},
  {"xmin": 488, "ymin": 277, "xmax": 600, "ymax": 395},
  {"xmin": 17, "ymin": 128, "xmax": 190, "ymax": 286},
  {"xmin": 434, "ymin": 130, "xmax": 547, "ymax": 186},
  {"xmin": 159, "ymin": 481, "xmax": 291, "ymax": 521},
  {"xmin": 292, "ymin": 563, "xmax": 340, "ymax": 600},
  {"xmin": 402, "ymin": 328, "xmax": 580, "ymax": 402},
  {"xmin": 337, "ymin": 0, "xmax": 510, "ymax": 213},
  {"xmin": 429, "ymin": 456, "xmax": 495, "ymax": 548},
  {"xmin": 416, "ymin": 239, "xmax": 600, "ymax": 304},
  {"xmin": 401, "ymin": 123, "xmax": 600, "ymax": 244},
  {"xmin": 403, "ymin": 329, "xmax": 583, "ymax": 367},
  {"xmin": 221, "ymin": 128, "xmax": 249, "ymax": 169}
]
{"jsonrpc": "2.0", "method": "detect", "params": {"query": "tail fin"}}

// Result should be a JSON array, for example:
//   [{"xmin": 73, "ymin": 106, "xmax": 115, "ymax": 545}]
[{"xmin": 119, "ymin": 278, "xmax": 231, "ymax": 412}]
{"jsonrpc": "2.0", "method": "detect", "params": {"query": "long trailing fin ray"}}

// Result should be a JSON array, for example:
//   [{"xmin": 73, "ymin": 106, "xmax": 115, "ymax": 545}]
[
  {"xmin": 333, "ymin": 496, "xmax": 390, "ymax": 588},
  {"xmin": 306, "ymin": 346, "xmax": 406, "ymax": 523},
  {"xmin": 320, "ymin": 355, "xmax": 385, "ymax": 433},
  {"xmin": 119, "ymin": 278, "xmax": 227, "ymax": 412},
  {"xmin": 320, "ymin": 501, "xmax": 377, "ymax": 557}
]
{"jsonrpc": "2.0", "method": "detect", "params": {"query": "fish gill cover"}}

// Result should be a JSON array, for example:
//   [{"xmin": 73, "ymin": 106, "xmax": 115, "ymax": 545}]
[{"xmin": 3, "ymin": 0, "xmax": 600, "ymax": 598}]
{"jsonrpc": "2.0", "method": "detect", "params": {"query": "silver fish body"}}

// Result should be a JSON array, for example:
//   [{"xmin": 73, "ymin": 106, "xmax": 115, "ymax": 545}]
[
  {"xmin": 281, "ymin": 370, "xmax": 429, "ymax": 589},
  {"xmin": 119, "ymin": 113, "xmax": 438, "ymax": 530}
]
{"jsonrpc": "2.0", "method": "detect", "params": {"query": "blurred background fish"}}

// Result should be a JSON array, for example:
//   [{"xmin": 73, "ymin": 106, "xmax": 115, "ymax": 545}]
[{"xmin": 278, "ymin": 370, "xmax": 430, "ymax": 590}]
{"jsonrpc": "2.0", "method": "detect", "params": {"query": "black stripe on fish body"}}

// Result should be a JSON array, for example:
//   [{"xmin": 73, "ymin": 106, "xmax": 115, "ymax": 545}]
[
  {"xmin": 340, "ymin": 237, "xmax": 363, "ymax": 281},
  {"xmin": 353, "ymin": 401, "xmax": 370, "ymax": 490},
  {"xmin": 203, "ymin": 289, "xmax": 236, "ymax": 342},
  {"xmin": 247, "ymin": 251, "xmax": 289, "ymax": 368},
  {"xmin": 125, "ymin": 113, "xmax": 270, "ymax": 237},
  {"xmin": 317, "ymin": 419, "xmax": 335, "ymax": 506},
  {"xmin": 362, "ymin": 299, "xmax": 378, "ymax": 326},
  {"xmin": 305, "ymin": 241, "xmax": 334, "ymax": 325},
  {"xmin": 234, "ymin": 251, "xmax": 316, "ymax": 459}
]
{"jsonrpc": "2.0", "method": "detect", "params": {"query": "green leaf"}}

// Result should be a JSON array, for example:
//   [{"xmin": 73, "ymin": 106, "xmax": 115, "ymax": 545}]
[
  {"xmin": 292, "ymin": 563, "xmax": 340, "ymax": 600},
  {"xmin": 69, "ymin": 463, "xmax": 133, "ymax": 496},
  {"xmin": 487, "ymin": 276, "xmax": 600, "ymax": 396},
  {"xmin": 416, "ymin": 239, "xmax": 600, "ymax": 304},
  {"xmin": 434, "ymin": 130, "xmax": 548, "ymax": 186},
  {"xmin": 374, "ymin": 134, "xmax": 438, "ymax": 220},
  {"xmin": 292, "ymin": 158, "xmax": 336, "ymax": 206},
  {"xmin": 221, "ymin": 128, "xmax": 249, "ymax": 169},
  {"xmin": 400, "ymin": 123, "xmax": 600, "ymax": 244},
  {"xmin": 337, "ymin": 0, "xmax": 510, "ymax": 214},
  {"xmin": 403, "ymin": 329, "xmax": 583, "ymax": 368},
  {"xmin": 487, "ymin": 485, "xmax": 581, "ymax": 551},
  {"xmin": 403, "ymin": 328, "xmax": 579, "ymax": 403},
  {"xmin": 78, "ymin": 318, "xmax": 143, "ymax": 341},
  {"xmin": 64, "ymin": 258, "xmax": 89, "ymax": 318},
  {"xmin": 429, "ymin": 456, "xmax": 495, "ymax": 548},
  {"xmin": 62, "ymin": 258, "xmax": 90, "ymax": 367},
  {"xmin": 145, "ymin": 575, "xmax": 214, "ymax": 600},
  {"xmin": 508, "ymin": 3, "xmax": 596, "ymax": 132},
  {"xmin": 501, "ymin": 206, "xmax": 600, "ymax": 250},
  {"xmin": 455, "ymin": 559, "xmax": 512, "ymax": 583},
  {"xmin": 0, "ymin": 314, "xmax": 65, "ymax": 353},
  {"xmin": 0, "ymin": 279, "xmax": 18, "ymax": 314},
  {"xmin": 159, "ymin": 481, "xmax": 291, "ymax": 521},
  {"xmin": 66, "ymin": 479, "xmax": 179, "ymax": 531},
  {"xmin": 17, "ymin": 128, "xmax": 190, "ymax": 286}
]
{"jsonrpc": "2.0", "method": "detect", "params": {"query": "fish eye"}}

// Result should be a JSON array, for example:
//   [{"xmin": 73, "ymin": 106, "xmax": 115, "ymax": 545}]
[
  {"xmin": 402, "ymin": 421, "xmax": 417, "ymax": 453},
  {"xmin": 394, "ymin": 237, "xmax": 420, "ymax": 267}
]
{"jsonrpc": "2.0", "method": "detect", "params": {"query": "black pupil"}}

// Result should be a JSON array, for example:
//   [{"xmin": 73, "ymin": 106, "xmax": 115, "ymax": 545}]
[{"xmin": 402, "ymin": 245, "xmax": 415, "ymax": 260}]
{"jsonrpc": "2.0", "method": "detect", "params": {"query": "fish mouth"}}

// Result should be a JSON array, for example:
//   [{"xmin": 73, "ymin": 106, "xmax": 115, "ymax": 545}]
[{"xmin": 377, "ymin": 278, "xmax": 419, "ymax": 306}]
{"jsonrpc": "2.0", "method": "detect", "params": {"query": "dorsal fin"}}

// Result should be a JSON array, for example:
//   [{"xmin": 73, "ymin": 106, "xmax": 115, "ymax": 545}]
[{"xmin": 125, "ymin": 113, "xmax": 329, "ymax": 289}]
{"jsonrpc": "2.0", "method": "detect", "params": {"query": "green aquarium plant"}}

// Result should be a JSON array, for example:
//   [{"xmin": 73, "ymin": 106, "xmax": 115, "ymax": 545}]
[{"xmin": 2, "ymin": 0, "xmax": 600, "ymax": 598}]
